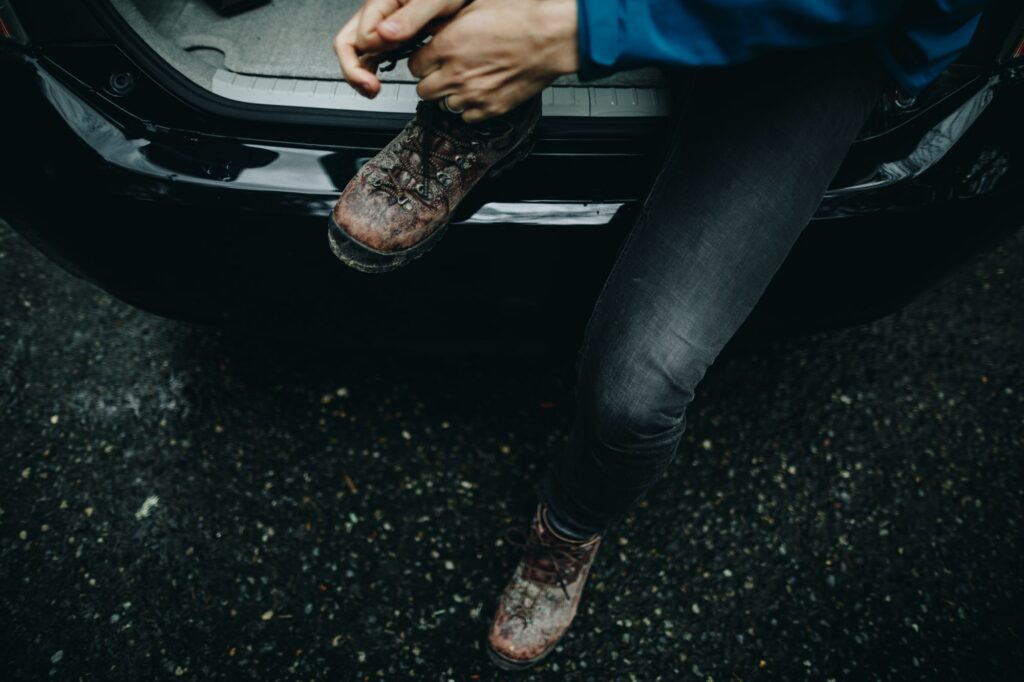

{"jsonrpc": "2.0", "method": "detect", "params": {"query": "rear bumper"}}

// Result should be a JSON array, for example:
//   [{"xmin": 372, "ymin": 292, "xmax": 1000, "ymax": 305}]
[{"xmin": 2, "ymin": 45, "xmax": 1023, "ymax": 350}]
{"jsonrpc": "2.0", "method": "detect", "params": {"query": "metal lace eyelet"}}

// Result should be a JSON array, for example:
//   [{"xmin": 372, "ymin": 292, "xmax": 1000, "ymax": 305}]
[
  {"xmin": 369, "ymin": 175, "xmax": 382, "ymax": 188},
  {"xmin": 459, "ymin": 153, "xmax": 475, "ymax": 170},
  {"xmin": 398, "ymin": 195, "xmax": 414, "ymax": 211},
  {"xmin": 415, "ymin": 182, "xmax": 430, "ymax": 199},
  {"xmin": 436, "ymin": 171, "xmax": 452, "ymax": 187}
]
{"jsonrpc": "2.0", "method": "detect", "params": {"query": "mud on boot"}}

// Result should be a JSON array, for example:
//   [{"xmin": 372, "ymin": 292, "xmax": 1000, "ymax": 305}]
[{"xmin": 328, "ymin": 95, "xmax": 541, "ymax": 273}]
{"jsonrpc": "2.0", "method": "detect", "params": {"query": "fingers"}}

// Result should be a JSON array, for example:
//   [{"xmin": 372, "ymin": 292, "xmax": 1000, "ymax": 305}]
[
  {"xmin": 443, "ymin": 93, "xmax": 467, "ymax": 113},
  {"xmin": 459, "ymin": 97, "xmax": 500, "ymax": 123},
  {"xmin": 415, "ymin": 72, "xmax": 489, "ymax": 124},
  {"xmin": 407, "ymin": 39, "xmax": 443, "ymax": 79},
  {"xmin": 336, "ymin": 42, "xmax": 381, "ymax": 97},
  {"xmin": 333, "ymin": 14, "xmax": 381, "ymax": 97},
  {"xmin": 415, "ymin": 65, "xmax": 456, "ymax": 102},
  {"xmin": 355, "ymin": 0, "xmax": 402, "ymax": 53},
  {"xmin": 430, "ymin": 91, "xmax": 485, "ymax": 123},
  {"xmin": 359, "ymin": 52, "xmax": 386, "ymax": 76},
  {"xmin": 459, "ymin": 81, "xmax": 537, "ymax": 123},
  {"xmin": 461, "ymin": 108, "xmax": 490, "ymax": 123},
  {"xmin": 455, "ymin": 100, "xmax": 501, "ymax": 123},
  {"xmin": 340, "ymin": 0, "xmax": 461, "ymax": 99},
  {"xmin": 376, "ymin": 0, "xmax": 461, "ymax": 43}
]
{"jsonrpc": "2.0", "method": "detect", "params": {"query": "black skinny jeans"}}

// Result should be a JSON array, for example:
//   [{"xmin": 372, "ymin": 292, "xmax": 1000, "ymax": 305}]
[{"xmin": 537, "ymin": 42, "xmax": 886, "ymax": 538}]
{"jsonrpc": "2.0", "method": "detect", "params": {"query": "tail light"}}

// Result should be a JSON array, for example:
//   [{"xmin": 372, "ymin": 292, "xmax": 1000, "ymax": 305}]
[
  {"xmin": 1002, "ymin": 12, "xmax": 1024, "ymax": 62},
  {"xmin": 0, "ymin": 2, "xmax": 27, "ymax": 45}
]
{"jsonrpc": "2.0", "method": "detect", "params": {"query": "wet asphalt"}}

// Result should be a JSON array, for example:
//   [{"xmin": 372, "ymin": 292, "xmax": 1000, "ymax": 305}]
[{"xmin": 1, "ymin": 218, "xmax": 1022, "ymax": 682}]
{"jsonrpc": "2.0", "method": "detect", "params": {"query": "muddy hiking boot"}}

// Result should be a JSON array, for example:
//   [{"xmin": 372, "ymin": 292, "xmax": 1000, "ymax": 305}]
[
  {"xmin": 328, "ymin": 95, "xmax": 541, "ymax": 273},
  {"xmin": 487, "ymin": 502, "xmax": 603, "ymax": 670}
]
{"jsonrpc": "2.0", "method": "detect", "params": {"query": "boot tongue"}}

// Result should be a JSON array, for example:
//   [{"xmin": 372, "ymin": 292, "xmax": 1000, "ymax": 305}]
[
  {"xmin": 524, "ymin": 554, "xmax": 560, "ymax": 585},
  {"xmin": 520, "ymin": 520, "xmax": 591, "ymax": 585}
]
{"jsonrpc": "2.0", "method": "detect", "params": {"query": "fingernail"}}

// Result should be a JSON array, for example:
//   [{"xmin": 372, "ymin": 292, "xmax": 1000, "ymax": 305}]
[{"xmin": 380, "ymin": 19, "xmax": 399, "ymax": 34}]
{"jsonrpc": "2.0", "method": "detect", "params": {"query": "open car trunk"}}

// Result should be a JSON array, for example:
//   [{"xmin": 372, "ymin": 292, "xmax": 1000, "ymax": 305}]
[{"xmin": 108, "ymin": 0, "xmax": 670, "ymax": 117}]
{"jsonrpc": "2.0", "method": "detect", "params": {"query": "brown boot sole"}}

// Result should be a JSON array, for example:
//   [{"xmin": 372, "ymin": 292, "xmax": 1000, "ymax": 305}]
[
  {"xmin": 486, "ymin": 634, "xmax": 563, "ymax": 671},
  {"xmin": 326, "ymin": 135, "xmax": 536, "ymax": 274},
  {"xmin": 327, "ymin": 212, "xmax": 451, "ymax": 274}
]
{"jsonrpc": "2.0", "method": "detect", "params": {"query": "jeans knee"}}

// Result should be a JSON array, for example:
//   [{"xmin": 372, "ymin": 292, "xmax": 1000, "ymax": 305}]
[
  {"xmin": 576, "ymin": 301, "xmax": 720, "ymax": 455},
  {"xmin": 580, "ymin": 353, "xmax": 705, "ymax": 455},
  {"xmin": 592, "ymin": 391, "xmax": 682, "ymax": 455}
]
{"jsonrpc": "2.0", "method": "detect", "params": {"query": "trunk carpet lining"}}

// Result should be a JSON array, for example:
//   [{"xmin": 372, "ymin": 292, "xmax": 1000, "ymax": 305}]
[{"xmin": 122, "ymin": 0, "xmax": 665, "ymax": 87}]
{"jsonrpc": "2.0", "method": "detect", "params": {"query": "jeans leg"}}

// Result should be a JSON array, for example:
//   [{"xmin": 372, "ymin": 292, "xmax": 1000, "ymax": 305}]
[{"xmin": 537, "ymin": 43, "xmax": 885, "ymax": 537}]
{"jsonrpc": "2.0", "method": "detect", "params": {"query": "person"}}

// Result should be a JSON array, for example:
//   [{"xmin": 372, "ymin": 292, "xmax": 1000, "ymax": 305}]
[{"xmin": 329, "ymin": 0, "xmax": 990, "ymax": 669}]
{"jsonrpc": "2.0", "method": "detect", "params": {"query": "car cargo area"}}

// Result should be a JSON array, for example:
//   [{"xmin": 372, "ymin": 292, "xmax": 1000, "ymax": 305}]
[{"xmin": 108, "ymin": 0, "xmax": 670, "ymax": 116}]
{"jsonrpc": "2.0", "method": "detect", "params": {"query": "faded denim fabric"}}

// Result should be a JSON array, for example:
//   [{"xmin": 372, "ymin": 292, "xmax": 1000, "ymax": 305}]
[{"xmin": 538, "ymin": 42, "xmax": 886, "ymax": 538}]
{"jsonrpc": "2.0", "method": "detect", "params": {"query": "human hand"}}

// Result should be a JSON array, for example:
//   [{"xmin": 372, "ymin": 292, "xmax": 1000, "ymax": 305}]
[
  {"xmin": 333, "ymin": 0, "xmax": 466, "ymax": 98},
  {"xmin": 409, "ymin": 0, "xmax": 579, "ymax": 122}
]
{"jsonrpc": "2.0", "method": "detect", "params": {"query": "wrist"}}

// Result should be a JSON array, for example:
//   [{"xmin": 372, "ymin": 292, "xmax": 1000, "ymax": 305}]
[{"xmin": 535, "ymin": 0, "xmax": 579, "ymax": 75}]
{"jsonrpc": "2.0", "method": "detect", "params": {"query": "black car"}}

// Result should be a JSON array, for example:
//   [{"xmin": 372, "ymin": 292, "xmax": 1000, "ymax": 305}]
[{"xmin": 2, "ymin": 0, "xmax": 1023, "ymax": 354}]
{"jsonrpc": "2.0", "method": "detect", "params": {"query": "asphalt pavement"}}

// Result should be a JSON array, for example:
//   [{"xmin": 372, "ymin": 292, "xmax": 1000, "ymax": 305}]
[{"xmin": 1, "ymin": 219, "xmax": 1022, "ymax": 681}]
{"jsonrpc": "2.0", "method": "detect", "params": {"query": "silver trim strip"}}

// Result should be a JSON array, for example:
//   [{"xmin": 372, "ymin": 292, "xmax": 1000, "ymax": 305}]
[
  {"xmin": 460, "ymin": 201, "xmax": 625, "ymax": 225},
  {"xmin": 211, "ymin": 69, "xmax": 671, "ymax": 118}
]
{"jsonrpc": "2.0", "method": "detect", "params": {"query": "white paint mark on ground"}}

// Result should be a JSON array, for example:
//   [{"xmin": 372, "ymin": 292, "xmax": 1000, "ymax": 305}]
[{"xmin": 134, "ymin": 495, "xmax": 160, "ymax": 520}]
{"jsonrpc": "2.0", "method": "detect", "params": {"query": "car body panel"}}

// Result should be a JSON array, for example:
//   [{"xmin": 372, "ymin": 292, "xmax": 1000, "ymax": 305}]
[{"xmin": 1, "ymin": 8, "xmax": 1023, "ymax": 351}]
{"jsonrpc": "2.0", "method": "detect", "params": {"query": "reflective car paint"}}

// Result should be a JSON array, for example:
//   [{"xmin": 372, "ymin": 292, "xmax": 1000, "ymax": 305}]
[{"xmin": 1, "ymin": 40, "xmax": 1022, "ymax": 349}]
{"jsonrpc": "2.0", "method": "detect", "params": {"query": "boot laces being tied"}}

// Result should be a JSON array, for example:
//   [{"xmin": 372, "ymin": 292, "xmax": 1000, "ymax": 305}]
[
  {"xmin": 326, "ymin": 85, "xmax": 540, "ymax": 273},
  {"xmin": 501, "ymin": 519, "xmax": 600, "ymax": 605},
  {"xmin": 369, "ymin": 102, "xmax": 492, "ymax": 212}
]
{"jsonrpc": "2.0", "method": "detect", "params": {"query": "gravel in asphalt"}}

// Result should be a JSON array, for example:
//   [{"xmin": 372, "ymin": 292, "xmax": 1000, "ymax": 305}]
[{"xmin": 1, "ymin": 220, "xmax": 1022, "ymax": 681}]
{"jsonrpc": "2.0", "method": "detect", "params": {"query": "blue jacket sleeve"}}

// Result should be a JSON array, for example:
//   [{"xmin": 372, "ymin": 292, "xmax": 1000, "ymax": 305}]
[{"xmin": 576, "ymin": 0, "xmax": 984, "ymax": 89}]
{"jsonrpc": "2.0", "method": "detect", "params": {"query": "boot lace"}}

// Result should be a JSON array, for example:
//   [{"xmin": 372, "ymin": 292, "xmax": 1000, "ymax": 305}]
[
  {"xmin": 368, "ymin": 103, "xmax": 483, "ymax": 211},
  {"xmin": 501, "ymin": 524, "xmax": 599, "ymax": 601}
]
